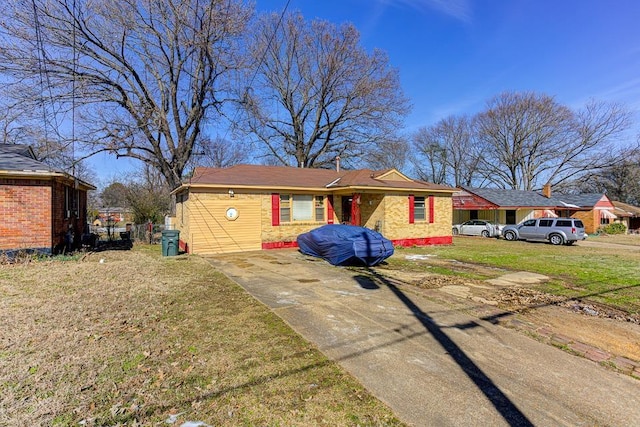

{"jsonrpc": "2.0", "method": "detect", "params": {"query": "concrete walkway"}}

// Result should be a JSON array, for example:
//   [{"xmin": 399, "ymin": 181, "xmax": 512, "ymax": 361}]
[{"xmin": 207, "ymin": 249, "xmax": 640, "ymax": 427}]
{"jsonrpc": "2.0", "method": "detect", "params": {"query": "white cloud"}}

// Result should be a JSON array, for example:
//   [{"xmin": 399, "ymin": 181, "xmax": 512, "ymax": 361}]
[{"xmin": 379, "ymin": 0, "xmax": 472, "ymax": 23}]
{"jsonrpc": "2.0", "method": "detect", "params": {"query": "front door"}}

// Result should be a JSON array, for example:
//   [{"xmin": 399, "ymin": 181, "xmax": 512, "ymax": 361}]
[{"xmin": 341, "ymin": 196, "xmax": 352, "ymax": 224}]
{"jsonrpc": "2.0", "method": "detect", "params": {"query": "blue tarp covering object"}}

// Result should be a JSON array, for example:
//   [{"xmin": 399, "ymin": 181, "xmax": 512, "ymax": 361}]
[{"xmin": 297, "ymin": 224, "xmax": 394, "ymax": 266}]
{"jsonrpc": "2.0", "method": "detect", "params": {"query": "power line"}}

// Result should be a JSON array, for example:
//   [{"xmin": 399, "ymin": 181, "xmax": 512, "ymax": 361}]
[
  {"xmin": 216, "ymin": 0, "xmax": 291, "ymax": 151},
  {"xmin": 31, "ymin": 0, "xmax": 66, "ymax": 167},
  {"xmin": 245, "ymin": 0, "xmax": 291, "ymax": 95}
]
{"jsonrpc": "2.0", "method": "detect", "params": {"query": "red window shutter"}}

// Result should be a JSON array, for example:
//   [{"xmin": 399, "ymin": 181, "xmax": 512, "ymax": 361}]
[
  {"xmin": 408, "ymin": 194, "xmax": 415, "ymax": 224},
  {"xmin": 428, "ymin": 195, "xmax": 435, "ymax": 223},
  {"xmin": 327, "ymin": 195, "xmax": 334, "ymax": 224},
  {"xmin": 271, "ymin": 193, "xmax": 280, "ymax": 226}
]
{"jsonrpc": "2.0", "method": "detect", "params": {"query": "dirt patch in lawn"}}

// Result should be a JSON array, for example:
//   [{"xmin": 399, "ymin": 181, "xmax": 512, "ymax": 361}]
[
  {"xmin": 376, "ymin": 257, "xmax": 640, "ymax": 364},
  {"xmin": 0, "ymin": 248, "xmax": 402, "ymax": 426}
]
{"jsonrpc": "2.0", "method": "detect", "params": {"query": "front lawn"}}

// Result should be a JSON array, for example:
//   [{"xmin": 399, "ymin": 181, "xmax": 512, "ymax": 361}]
[
  {"xmin": 387, "ymin": 236, "xmax": 640, "ymax": 314},
  {"xmin": 0, "ymin": 247, "xmax": 402, "ymax": 426}
]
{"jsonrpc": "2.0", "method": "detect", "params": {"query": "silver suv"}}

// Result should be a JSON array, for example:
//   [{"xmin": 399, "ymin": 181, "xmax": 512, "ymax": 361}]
[{"xmin": 502, "ymin": 218, "xmax": 586, "ymax": 246}]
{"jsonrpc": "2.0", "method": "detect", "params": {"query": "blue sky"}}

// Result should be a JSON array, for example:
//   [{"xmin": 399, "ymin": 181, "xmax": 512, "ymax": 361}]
[
  {"xmin": 88, "ymin": 0, "xmax": 640, "ymax": 184},
  {"xmin": 268, "ymin": 0, "xmax": 640, "ymax": 128}
]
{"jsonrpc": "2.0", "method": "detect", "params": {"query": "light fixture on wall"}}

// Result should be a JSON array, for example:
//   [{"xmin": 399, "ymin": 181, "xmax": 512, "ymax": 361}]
[{"xmin": 228, "ymin": 189, "xmax": 234, "ymax": 198}]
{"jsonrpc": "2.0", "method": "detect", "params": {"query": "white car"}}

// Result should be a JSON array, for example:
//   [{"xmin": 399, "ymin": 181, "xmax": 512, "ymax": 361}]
[{"xmin": 452, "ymin": 220, "xmax": 502, "ymax": 238}]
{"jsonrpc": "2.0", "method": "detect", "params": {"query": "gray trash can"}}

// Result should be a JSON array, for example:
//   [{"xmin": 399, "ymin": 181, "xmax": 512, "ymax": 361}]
[{"xmin": 161, "ymin": 229, "xmax": 180, "ymax": 256}]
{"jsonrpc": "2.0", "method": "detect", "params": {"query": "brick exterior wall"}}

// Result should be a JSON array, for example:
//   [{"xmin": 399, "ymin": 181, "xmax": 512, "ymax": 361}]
[
  {"xmin": 571, "ymin": 210, "xmax": 599, "ymax": 234},
  {"xmin": 0, "ymin": 180, "xmax": 52, "ymax": 251},
  {"xmin": 0, "ymin": 177, "xmax": 90, "ymax": 253},
  {"xmin": 381, "ymin": 193, "xmax": 452, "ymax": 242},
  {"xmin": 261, "ymin": 192, "xmax": 332, "ymax": 244},
  {"xmin": 175, "ymin": 191, "xmax": 190, "ymax": 252},
  {"xmin": 52, "ymin": 180, "xmax": 89, "ymax": 251}
]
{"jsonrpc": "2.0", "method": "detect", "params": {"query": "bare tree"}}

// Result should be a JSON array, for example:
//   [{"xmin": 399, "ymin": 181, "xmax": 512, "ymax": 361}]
[
  {"xmin": 365, "ymin": 137, "xmax": 410, "ymax": 171},
  {"xmin": 101, "ymin": 182, "xmax": 129, "ymax": 208},
  {"xmin": 572, "ymin": 145, "xmax": 640, "ymax": 204},
  {"xmin": 236, "ymin": 12, "xmax": 411, "ymax": 169},
  {"xmin": 125, "ymin": 164, "xmax": 172, "ymax": 224},
  {"xmin": 0, "ymin": 0, "xmax": 252, "ymax": 189},
  {"xmin": 0, "ymin": 99, "xmax": 96, "ymax": 182},
  {"xmin": 412, "ymin": 115, "xmax": 480, "ymax": 186},
  {"xmin": 191, "ymin": 136, "xmax": 248, "ymax": 168},
  {"xmin": 412, "ymin": 127, "xmax": 447, "ymax": 184},
  {"xmin": 474, "ymin": 92, "xmax": 631, "ymax": 190}
]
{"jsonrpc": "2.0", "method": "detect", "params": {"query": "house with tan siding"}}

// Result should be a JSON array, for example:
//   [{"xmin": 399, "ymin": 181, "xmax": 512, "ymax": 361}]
[
  {"xmin": 171, "ymin": 165, "xmax": 457, "ymax": 255},
  {"xmin": 0, "ymin": 144, "xmax": 95, "ymax": 255}
]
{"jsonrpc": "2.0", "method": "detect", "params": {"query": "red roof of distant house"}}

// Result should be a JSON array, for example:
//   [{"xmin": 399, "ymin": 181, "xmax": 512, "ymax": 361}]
[{"xmin": 179, "ymin": 165, "xmax": 456, "ymax": 193}]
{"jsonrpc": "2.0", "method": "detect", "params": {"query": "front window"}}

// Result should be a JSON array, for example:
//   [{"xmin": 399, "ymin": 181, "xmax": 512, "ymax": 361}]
[
  {"xmin": 292, "ymin": 195, "xmax": 313, "ymax": 221},
  {"xmin": 315, "ymin": 196, "xmax": 325, "ymax": 221},
  {"xmin": 279, "ymin": 194, "xmax": 324, "ymax": 222},
  {"xmin": 414, "ymin": 197, "xmax": 426, "ymax": 221},
  {"xmin": 280, "ymin": 194, "xmax": 291, "ymax": 222}
]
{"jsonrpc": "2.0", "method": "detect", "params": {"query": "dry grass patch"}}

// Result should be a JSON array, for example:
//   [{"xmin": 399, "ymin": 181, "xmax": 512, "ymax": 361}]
[
  {"xmin": 591, "ymin": 233, "xmax": 640, "ymax": 246},
  {"xmin": 0, "ymin": 247, "xmax": 402, "ymax": 426}
]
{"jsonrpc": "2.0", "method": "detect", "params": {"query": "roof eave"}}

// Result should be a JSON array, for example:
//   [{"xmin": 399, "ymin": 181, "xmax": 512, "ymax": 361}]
[
  {"xmin": 0, "ymin": 170, "xmax": 96, "ymax": 190},
  {"xmin": 174, "ymin": 182, "xmax": 458, "ymax": 195}
]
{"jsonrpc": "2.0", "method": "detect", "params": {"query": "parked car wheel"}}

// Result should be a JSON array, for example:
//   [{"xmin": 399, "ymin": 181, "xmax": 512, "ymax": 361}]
[
  {"xmin": 504, "ymin": 230, "xmax": 517, "ymax": 241},
  {"xmin": 549, "ymin": 234, "xmax": 564, "ymax": 245},
  {"xmin": 481, "ymin": 230, "xmax": 490, "ymax": 238},
  {"xmin": 452, "ymin": 228, "xmax": 459, "ymax": 236}
]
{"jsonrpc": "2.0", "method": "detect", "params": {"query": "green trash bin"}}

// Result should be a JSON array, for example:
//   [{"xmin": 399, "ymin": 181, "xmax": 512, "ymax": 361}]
[{"xmin": 161, "ymin": 229, "xmax": 180, "ymax": 256}]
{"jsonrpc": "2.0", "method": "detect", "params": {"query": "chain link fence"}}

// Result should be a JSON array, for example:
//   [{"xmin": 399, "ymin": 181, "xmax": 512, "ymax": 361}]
[{"xmin": 87, "ymin": 223, "xmax": 167, "ymax": 246}]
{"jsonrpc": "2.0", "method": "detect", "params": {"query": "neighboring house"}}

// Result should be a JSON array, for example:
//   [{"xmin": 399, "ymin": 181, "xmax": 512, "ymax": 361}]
[
  {"xmin": 554, "ymin": 193, "xmax": 616, "ymax": 233},
  {"xmin": 171, "ymin": 165, "xmax": 457, "ymax": 255},
  {"xmin": 0, "ymin": 144, "xmax": 95, "ymax": 255},
  {"xmin": 453, "ymin": 185, "xmax": 616, "ymax": 234},
  {"xmin": 94, "ymin": 207, "xmax": 133, "ymax": 226},
  {"xmin": 611, "ymin": 201, "xmax": 640, "ymax": 232},
  {"xmin": 453, "ymin": 187, "xmax": 559, "ymax": 225}
]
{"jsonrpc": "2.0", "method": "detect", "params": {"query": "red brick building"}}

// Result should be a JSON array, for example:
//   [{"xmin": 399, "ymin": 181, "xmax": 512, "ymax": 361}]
[{"xmin": 0, "ymin": 144, "xmax": 95, "ymax": 255}]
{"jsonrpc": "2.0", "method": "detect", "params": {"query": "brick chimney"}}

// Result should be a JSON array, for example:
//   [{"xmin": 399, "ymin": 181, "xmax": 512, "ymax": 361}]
[{"xmin": 542, "ymin": 183, "xmax": 551, "ymax": 198}]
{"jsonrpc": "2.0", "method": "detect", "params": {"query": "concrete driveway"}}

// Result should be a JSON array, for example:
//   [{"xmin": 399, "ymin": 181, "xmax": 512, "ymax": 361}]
[{"xmin": 207, "ymin": 249, "xmax": 640, "ymax": 426}]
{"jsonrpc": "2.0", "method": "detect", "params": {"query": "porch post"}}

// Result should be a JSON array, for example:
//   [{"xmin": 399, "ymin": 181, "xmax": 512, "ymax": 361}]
[{"xmin": 351, "ymin": 193, "xmax": 361, "ymax": 226}]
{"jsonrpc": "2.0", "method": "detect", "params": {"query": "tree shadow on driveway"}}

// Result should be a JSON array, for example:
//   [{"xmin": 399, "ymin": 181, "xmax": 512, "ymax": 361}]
[{"xmin": 356, "ymin": 269, "xmax": 534, "ymax": 427}]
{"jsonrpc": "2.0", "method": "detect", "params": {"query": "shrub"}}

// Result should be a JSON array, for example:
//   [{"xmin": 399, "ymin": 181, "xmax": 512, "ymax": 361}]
[{"xmin": 600, "ymin": 222, "xmax": 627, "ymax": 235}]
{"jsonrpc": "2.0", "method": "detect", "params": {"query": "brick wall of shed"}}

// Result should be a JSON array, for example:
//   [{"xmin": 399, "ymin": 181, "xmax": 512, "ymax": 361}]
[
  {"xmin": 571, "ymin": 210, "xmax": 599, "ymax": 234},
  {"xmin": 175, "ymin": 190, "xmax": 191, "ymax": 252},
  {"xmin": 0, "ymin": 179, "xmax": 52, "ymax": 251}
]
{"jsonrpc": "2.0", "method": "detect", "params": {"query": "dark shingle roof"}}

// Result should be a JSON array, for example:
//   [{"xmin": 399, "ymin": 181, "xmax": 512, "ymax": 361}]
[
  {"xmin": 554, "ymin": 193, "xmax": 605, "ymax": 208},
  {"xmin": 0, "ymin": 144, "xmax": 59, "ymax": 173},
  {"xmin": 0, "ymin": 143, "xmax": 96, "ymax": 190},
  {"xmin": 462, "ymin": 187, "xmax": 560, "ymax": 208},
  {"xmin": 461, "ymin": 186, "xmax": 611, "ymax": 209}
]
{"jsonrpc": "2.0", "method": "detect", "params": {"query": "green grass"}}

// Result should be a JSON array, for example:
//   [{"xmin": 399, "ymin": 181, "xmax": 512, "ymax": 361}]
[{"xmin": 390, "ymin": 236, "xmax": 640, "ymax": 313}]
